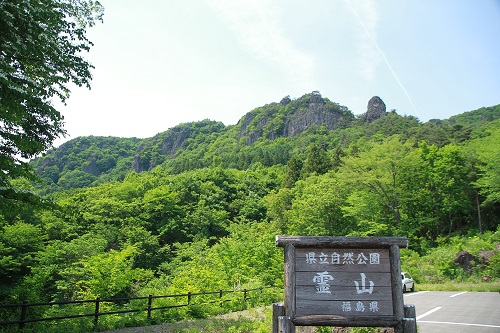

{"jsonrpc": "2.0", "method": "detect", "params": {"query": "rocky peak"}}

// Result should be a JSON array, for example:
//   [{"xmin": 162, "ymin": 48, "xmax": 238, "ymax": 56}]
[
  {"xmin": 284, "ymin": 93, "xmax": 334, "ymax": 137},
  {"xmin": 364, "ymin": 96, "xmax": 387, "ymax": 122},
  {"xmin": 309, "ymin": 91, "xmax": 325, "ymax": 105},
  {"xmin": 237, "ymin": 91, "xmax": 353, "ymax": 144},
  {"xmin": 280, "ymin": 95, "xmax": 291, "ymax": 106}
]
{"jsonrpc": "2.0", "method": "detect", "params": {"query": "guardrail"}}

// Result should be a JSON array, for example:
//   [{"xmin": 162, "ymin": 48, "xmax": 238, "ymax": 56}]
[{"xmin": 0, "ymin": 286, "xmax": 275, "ymax": 330}]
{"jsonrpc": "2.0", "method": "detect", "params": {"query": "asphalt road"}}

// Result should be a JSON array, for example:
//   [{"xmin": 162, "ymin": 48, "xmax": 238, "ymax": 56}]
[{"xmin": 403, "ymin": 291, "xmax": 500, "ymax": 333}]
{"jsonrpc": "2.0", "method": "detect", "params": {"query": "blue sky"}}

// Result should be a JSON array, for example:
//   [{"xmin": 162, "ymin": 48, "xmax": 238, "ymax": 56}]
[{"xmin": 55, "ymin": 0, "xmax": 500, "ymax": 145}]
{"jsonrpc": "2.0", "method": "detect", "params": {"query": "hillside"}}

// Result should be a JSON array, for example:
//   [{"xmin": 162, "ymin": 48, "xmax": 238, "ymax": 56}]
[
  {"xmin": 30, "ymin": 92, "xmax": 499, "ymax": 194},
  {"xmin": 2, "ymin": 91, "xmax": 500, "ymax": 332}
]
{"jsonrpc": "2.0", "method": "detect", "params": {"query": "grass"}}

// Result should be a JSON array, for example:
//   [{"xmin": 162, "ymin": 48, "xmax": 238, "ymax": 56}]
[
  {"xmin": 100, "ymin": 309, "xmax": 390, "ymax": 333},
  {"xmin": 101, "ymin": 282, "xmax": 500, "ymax": 333},
  {"xmin": 100, "ymin": 307, "xmax": 274, "ymax": 333},
  {"xmin": 417, "ymin": 281, "xmax": 500, "ymax": 292}
]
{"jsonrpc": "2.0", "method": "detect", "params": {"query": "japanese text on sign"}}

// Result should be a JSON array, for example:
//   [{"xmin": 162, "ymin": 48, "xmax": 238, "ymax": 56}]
[
  {"xmin": 342, "ymin": 300, "xmax": 380, "ymax": 312},
  {"xmin": 313, "ymin": 271, "xmax": 375, "ymax": 295},
  {"xmin": 276, "ymin": 236, "xmax": 407, "ymax": 322},
  {"xmin": 305, "ymin": 251, "xmax": 381, "ymax": 265},
  {"xmin": 294, "ymin": 248, "xmax": 393, "ymax": 316}
]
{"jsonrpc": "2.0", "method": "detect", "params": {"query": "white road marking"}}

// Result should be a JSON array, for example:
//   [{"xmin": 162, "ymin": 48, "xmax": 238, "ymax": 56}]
[
  {"xmin": 450, "ymin": 291, "xmax": 467, "ymax": 298},
  {"xmin": 419, "ymin": 320, "xmax": 500, "ymax": 329},
  {"xmin": 416, "ymin": 306, "xmax": 442, "ymax": 320},
  {"xmin": 404, "ymin": 291, "xmax": 429, "ymax": 297}
]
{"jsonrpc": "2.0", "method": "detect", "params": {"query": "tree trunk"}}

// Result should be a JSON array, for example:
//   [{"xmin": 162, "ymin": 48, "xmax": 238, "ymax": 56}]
[{"xmin": 476, "ymin": 191, "xmax": 482, "ymax": 234}]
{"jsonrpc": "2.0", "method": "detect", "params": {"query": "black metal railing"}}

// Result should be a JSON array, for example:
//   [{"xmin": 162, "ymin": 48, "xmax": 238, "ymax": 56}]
[{"xmin": 0, "ymin": 286, "xmax": 276, "ymax": 330}]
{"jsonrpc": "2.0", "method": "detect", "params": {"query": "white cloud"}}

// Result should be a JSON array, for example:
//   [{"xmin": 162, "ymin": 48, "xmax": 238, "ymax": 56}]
[{"xmin": 205, "ymin": 0, "xmax": 316, "ymax": 90}]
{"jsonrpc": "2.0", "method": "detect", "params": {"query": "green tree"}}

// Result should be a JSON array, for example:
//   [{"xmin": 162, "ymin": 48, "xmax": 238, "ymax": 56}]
[
  {"xmin": 57, "ymin": 169, "xmax": 97, "ymax": 189},
  {"xmin": 0, "ymin": 0, "xmax": 103, "ymax": 195},
  {"xmin": 141, "ymin": 184, "xmax": 184, "ymax": 243},
  {"xmin": 0, "ymin": 222, "xmax": 44, "ymax": 296},
  {"xmin": 20, "ymin": 234, "xmax": 108, "ymax": 301},
  {"xmin": 399, "ymin": 141, "xmax": 477, "ymax": 239},
  {"xmin": 431, "ymin": 144, "xmax": 475, "ymax": 234},
  {"xmin": 282, "ymin": 155, "xmax": 303, "ymax": 188},
  {"xmin": 469, "ymin": 128, "xmax": 500, "ymax": 205},
  {"xmin": 263, "ymin": 187, "xmax": 294, "ymax": 231},
  {"xmin": 285, "ymin": 175, "xmax": 352, "ymax": 236},
  {"xmin": 64, "ymin": 245, "xmax": 153, "ymax": 299},
  {"xmin": 302, "ymin": 144, "xmax": 331, "ymax": 176},
  {"xmin": 338, "ymin": 135, "xmax": 414, "ymax": 228},
  {"xmin": 167, "ymin": 221, "xmax": 282, "ymax": 294}
]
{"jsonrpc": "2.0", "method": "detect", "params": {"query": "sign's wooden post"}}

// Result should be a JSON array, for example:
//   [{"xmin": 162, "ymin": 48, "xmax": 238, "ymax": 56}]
[
  {"xmin": 276, "ymin": 236, "xmax": 412, "ymax": 332},
  {"xmin": 272, "ymin": 303, "xmax": 285, "ymax": 333},
  {"xmin": 283, "ymin": 244, "xmax": 296, "ymax": 332},
  {"xmin": 278, "ymin": 316, "xmax": 292, "ymax": 333},
  {"xmin": 403, "ymin": 305, "xmax": 417, "ymax": 332},
  {"xmin": 390, "ymin": 244, "xmax": 404, "ymax": 333}
]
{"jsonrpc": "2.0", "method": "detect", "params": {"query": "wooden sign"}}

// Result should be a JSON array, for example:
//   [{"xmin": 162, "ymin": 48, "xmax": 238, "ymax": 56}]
[{"xmin": 276, "ymin": 236, "xmax": 408, "ymax": 329}]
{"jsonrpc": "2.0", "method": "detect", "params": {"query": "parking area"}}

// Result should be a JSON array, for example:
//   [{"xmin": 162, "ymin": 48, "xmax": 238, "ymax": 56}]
[{"xmin": 404, "ymin": 291, "xmax": 500, "ymax": 333}]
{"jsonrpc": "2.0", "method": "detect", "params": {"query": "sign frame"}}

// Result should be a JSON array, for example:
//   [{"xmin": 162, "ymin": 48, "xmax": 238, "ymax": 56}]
[{"xmin": 276, "ymin": 236, "xmax": 408, "ymax": 329}]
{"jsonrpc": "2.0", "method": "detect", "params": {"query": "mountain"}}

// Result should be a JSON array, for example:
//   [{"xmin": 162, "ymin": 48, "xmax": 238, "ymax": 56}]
[
  {"xmin": 30, "ymin": 92, "xmax": 500, "ymax": 194},
  {"xmin": 7, "ymin": 92, "xmax": 500, "ymax": 321}
]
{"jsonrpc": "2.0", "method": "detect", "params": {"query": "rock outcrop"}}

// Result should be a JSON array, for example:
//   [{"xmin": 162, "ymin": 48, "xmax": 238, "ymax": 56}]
[
  {"xmin": 454, "ymin": 246, "xmax": 500, "ymax": 276},
  {"xmin": 280, "ymin": 95, "xmax": 291, "ymax": 106},
  {"xmin": 454, "ymin": 250, "xmax": 480, "ymax": 274},
  {"xmin": 364, "ymin": 96, "xmax": 387, "ymax": 122},
  {"xmin": 237, "ymin": 91, "xmax": 353, "ymax": 145},
  {"xmin": 133, "ymin": 127, "xmax": 193, "ymax": 172},
  {"xmin": 284, "ymin": 95, "xmax": 336, "ymax": 137}
]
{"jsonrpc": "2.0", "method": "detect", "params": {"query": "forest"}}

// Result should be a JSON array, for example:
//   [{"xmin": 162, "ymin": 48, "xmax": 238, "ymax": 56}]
[{"xmin": 1, "ymin": 91, "xmax": 500, "ymax": 331}]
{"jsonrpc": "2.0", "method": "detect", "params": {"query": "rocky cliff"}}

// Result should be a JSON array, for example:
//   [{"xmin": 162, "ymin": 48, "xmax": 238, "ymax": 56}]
[
  {"xmin": 283, "ymin": 92, "xmax": 348, "ymax": 137},
  {"xmin": 237, "ymin": 91, "xmax": 354, "ymax": 145}
]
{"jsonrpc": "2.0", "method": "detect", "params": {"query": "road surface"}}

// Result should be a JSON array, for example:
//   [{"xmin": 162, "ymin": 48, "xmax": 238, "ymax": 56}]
[{"xmin": 404, "ymin": 291, "xmax": 500, "ymax": 333}]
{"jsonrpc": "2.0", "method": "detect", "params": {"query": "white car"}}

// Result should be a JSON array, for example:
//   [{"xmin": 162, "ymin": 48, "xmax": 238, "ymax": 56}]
[{"xmin": 402, "ymin": 272, "xmax": 414, "ymax": 292}]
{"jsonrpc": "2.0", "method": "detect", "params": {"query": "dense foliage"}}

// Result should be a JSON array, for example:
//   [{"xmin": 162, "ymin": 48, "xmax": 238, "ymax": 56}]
[
  {"xmin": 0, "ymin": 0, "xmax": 103, "ymax": 199},
  {"xmin": 4, "ymin": 2, "xmax": 498, "ymax": 332},
  {"xmin": 31, "ymin": 136, "xmax": 141, "ymax": 194},
  {"xmin": 1, "ymin": 98, "xmax": 500, "ymax": 331}
]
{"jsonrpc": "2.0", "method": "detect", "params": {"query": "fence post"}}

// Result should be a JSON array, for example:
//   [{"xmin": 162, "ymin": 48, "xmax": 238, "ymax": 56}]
[
  {"xmin": 278, "ymin": 316, "xmax": 292, "ymax": 333},
  {"xmin": 187, "ymin": 292, "xmax": 192, "ymax": 305},
  {"xmin": 403, "ymin": 304, "xmax": 417, "ymax": 333},
  {"xmin": 147, "ymin": 295, "xmax": 153, "ymax": 319},
  {"xmin": 272, "ymin": 303, "xmax": 285, "ymax": 333},
  {"xmin": 94, "ymin": 297, "xmax": 100, "ymax": 328},
  {"xmin": 243, "ymin": 289, "xmax": 247, "ymax": 301},
  {"xmin": 19, "ymin": 300, "xmax": 28, "ymax": 330}
]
